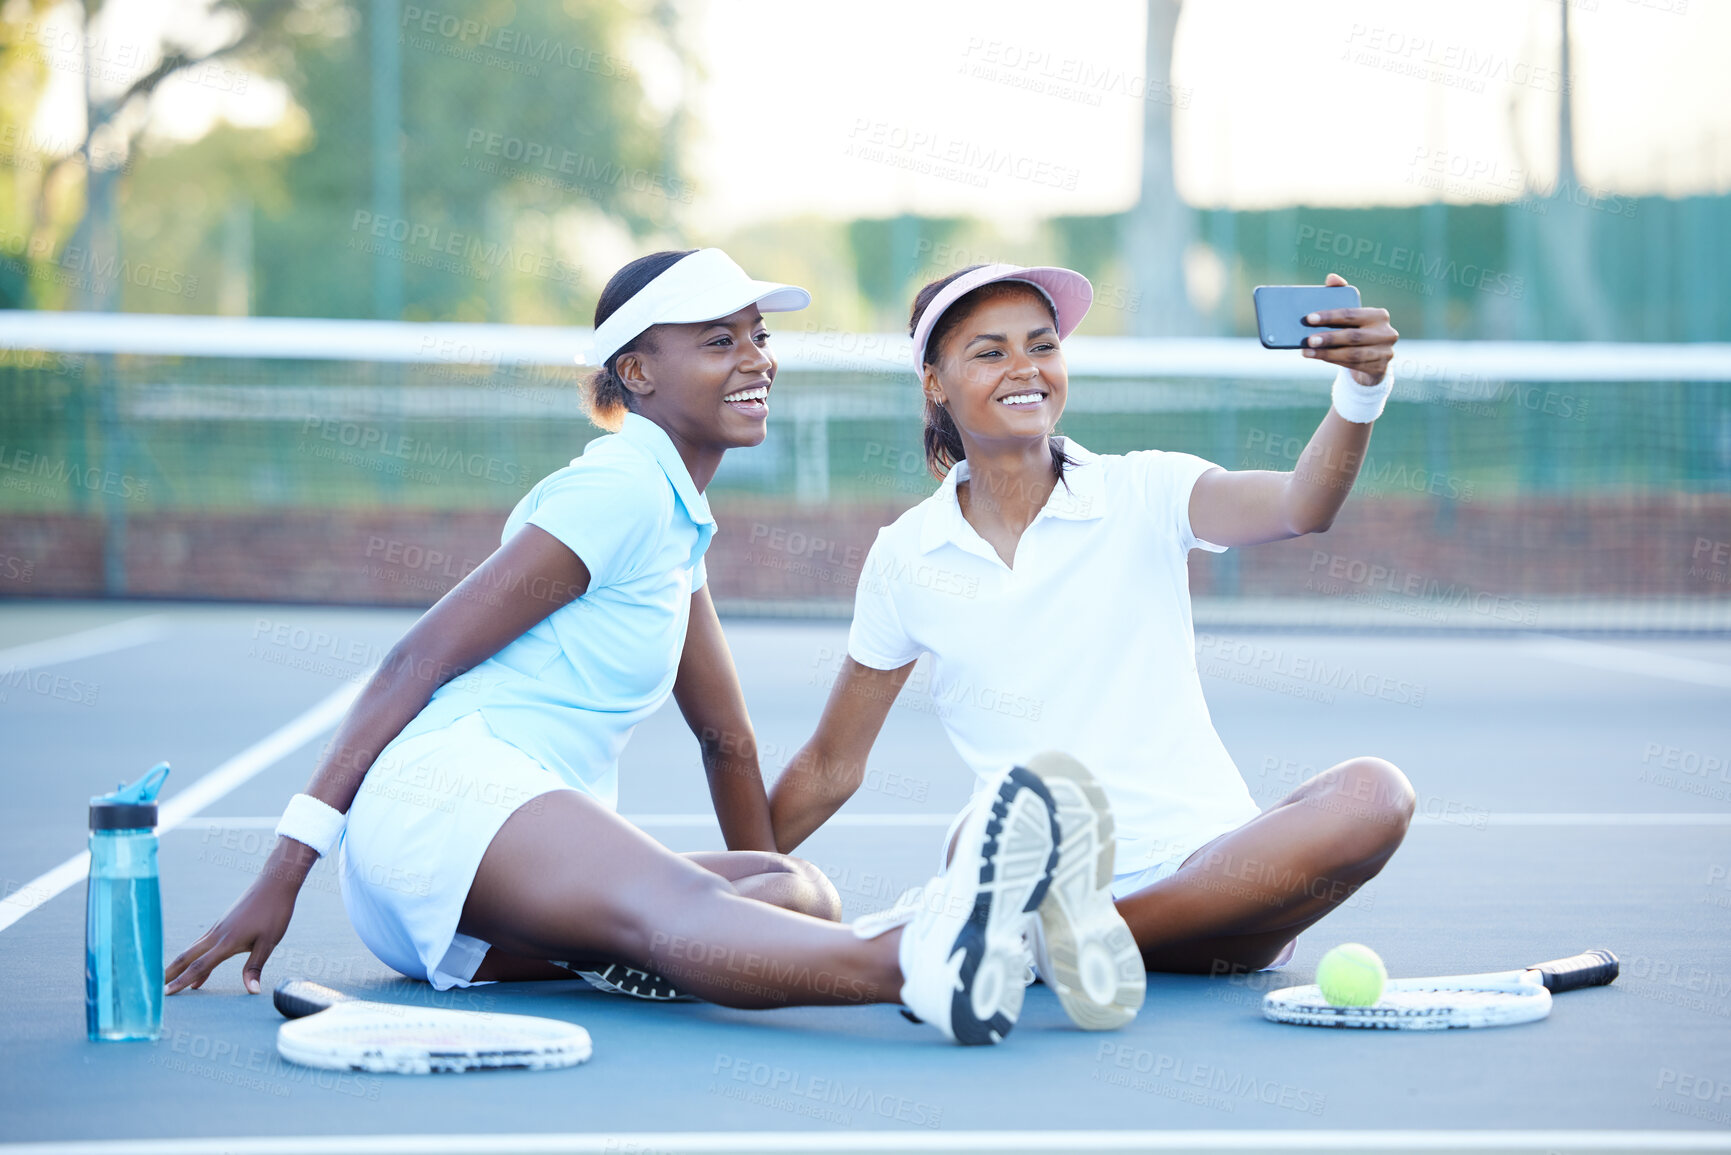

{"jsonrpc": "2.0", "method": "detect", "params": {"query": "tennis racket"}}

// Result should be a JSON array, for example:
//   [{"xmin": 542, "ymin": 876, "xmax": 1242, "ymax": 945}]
[
  {"xmin": 1262, "ymin": 948, "xmax": 1619, "ymax": 1030},
  {"xmin": 274, "ymin": 979, "xmax": 593, "ymax": 1074}
]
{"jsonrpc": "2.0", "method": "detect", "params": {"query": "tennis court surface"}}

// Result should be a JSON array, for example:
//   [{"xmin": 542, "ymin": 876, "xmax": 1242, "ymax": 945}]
[{"xmin": 2, "ymin": 600, "xmax": 1728, "ymax": 1154}]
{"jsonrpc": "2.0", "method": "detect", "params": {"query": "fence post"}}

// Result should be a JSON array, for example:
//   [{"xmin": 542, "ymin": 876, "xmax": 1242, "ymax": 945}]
[
  {"xmin": 96, "ymin": 353, "xmax": 127, "ymax": 595},
  {"xmin": 793, "ymin": 392, "xmax": 830, "ymax": 506}
]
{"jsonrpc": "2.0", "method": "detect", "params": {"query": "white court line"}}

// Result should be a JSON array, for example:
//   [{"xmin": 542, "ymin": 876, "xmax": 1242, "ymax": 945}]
[
  {"xmin": 1, "ymin": 1130, "xmax": 1727, "ymax": 1154},
  {"xmin": 0, "ymin": 615, "xmax": 169, "ymax": 674},
  {"xmin": 169, "ymin": 812, "xmax": 956, "ymax": 830},
  {"xmin": 172, "ymin": 812, "xmax": 1731, "ymax": 831},
  {"xmin": 0, "ymin": 680, "xmax": 363, "ymax": 935},
  {"xmin": 1519, "ymin": 636, "xmax": 1731, "ymax": 690},
  {"xmin": 1470, "ymin": 812, "xmax": 1731, "ymax": 826},
  {"xmin": 154, "ymin": 681, "xmax": 363, "ymax": 830},
  {"xmin": 173, "ymin": 816, "xmax": 317, "ymax": 830}
]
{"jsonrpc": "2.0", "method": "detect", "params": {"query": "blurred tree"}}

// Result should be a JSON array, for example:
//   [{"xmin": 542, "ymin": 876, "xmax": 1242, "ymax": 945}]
[
  {"xmin": 1517, "ymin": 0, "xmax": 1612, "ymax": 341},
  {"xmin": 846, "ymin": 215, "xmax": 964, "ymax": 328},
  {"xmin": 13, "ymin": 0, "xmax": 298, "ymax": 312},
  {"xmin": 251, "ymin": 0, "xmax": 675, "ymax": 322},
  {"xmin": 1122, "ymin": 0, "xmax": 1196, "ymax": 336},
  {"xmin": 117, "ymin": 119, "xmax": 301, "ymax": 315},
  {"xmin": 716, "ymin": 216, "xmax": 882, "ymax": 334},
  {"xmin": 2, "ymin": 0, "xmax": 678, "ymax": 321},
  {"xmin": 0, "ymin": 0, "xmax": 59, "ymax": 308}
]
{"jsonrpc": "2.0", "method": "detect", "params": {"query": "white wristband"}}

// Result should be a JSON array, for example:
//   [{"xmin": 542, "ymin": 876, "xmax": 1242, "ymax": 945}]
[
  {"xmin": 1330, "ymin": 365, "xmax": 1394, "ymax": 424},
  {"xmin": 276, "ymin": 793, "xmax": 345, "ymax": 857}
]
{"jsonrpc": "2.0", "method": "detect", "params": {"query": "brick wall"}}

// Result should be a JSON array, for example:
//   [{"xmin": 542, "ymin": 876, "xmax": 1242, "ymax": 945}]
[{"xmin": 2, "ymin": 493, "xmax": 1728, "ymax": 606}]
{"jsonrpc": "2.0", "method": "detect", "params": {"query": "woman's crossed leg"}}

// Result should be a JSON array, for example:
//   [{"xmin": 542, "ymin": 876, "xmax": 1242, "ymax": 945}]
[
  {"xmin": 459, "ymin": 789, "xmax": 897, "ymax": 1006},
  {"xmin": 1117, "ymin": 756, "xmax": 1416, "ymax": 974}
]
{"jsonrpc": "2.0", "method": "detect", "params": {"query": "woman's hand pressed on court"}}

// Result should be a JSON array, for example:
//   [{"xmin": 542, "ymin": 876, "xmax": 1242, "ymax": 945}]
[
  {"xmin": 164, "ymin": 524, "xmax": 596, "ymax": 994},
  {"xmin": 164, "ymin": 837, "xmax": 315, "ymax": 995}
]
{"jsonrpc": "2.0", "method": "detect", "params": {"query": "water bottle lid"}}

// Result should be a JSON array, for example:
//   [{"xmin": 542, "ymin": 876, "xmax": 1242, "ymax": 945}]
[{"xmin": 90, "ymin": 762, "xmax": 169, "ymax": 831}]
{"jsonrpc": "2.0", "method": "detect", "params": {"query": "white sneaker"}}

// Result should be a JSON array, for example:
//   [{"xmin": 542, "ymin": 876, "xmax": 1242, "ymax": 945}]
[
  {"xmin": 857, "ymin": 888, "xmax": 1040, "ymax": 993},
  {"xmin": 894, "ymin": 764, "xmax": 1059, "ymax": 1045},
  {"xmin": 1025, "ymin": 751, "xmax": 1145, "ymax": 1030},
  {"xmin": 852, "ymin": 884, "xmax": 929, "ymax": 942}
]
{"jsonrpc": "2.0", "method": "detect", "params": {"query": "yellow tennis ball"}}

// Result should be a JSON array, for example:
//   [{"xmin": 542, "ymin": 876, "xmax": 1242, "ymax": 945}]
[{"xmin": 1316, "ymin": 943, "xmax": 1387, "ymax": 1007}]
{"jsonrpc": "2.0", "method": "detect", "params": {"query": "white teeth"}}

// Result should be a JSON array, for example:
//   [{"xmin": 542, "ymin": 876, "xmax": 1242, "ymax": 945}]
[
  {"xmin": 724, "ymin": 386, "xmax": 769, "ymax": 403},
  {"xmin": 998, "ymin": 392, "xmax": 1044, "ymax": 406}
]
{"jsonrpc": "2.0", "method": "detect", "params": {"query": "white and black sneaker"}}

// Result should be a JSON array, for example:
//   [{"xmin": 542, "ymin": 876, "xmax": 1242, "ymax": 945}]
[
  {"xmin": 552, "ymin": 960, "xmax": 696, "ymax": 1002},
  {"xmin": 890, "ymin": 764, "xmax": 1060, "ymax": 1045},
  {"xmin": 1025, "ymin": 751, "xmax": 1145, "ymax": 1030}
]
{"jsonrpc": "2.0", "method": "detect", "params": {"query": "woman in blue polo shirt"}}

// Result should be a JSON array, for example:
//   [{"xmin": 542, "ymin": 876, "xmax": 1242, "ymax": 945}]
[
  {"xmin": 163, "ymin": 250, "xmax": 1092, "ymax": 1048},
  {"xmin": 771, "ymin": 263, "xmax": 1416, "ymax": 1024}
]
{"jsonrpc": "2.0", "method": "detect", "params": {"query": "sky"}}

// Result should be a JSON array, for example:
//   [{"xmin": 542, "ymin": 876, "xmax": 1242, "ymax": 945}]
[
  {"xmin": 19, "ymin": 0, "xmax": 1731, "ymax": 231},
  {"xmin": 683, "ymin": 0, "xmax": 1731, "ymax": 228}
]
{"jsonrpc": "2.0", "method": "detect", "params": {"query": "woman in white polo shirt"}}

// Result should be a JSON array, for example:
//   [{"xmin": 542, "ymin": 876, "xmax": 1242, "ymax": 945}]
[
  {"xmin": 771, "ymin": 262, "xmax": 1415, "ymax": 1006},
  {"xmin": 163, "ymin": 250, "xmax": 1096, "ymax": 1048}
]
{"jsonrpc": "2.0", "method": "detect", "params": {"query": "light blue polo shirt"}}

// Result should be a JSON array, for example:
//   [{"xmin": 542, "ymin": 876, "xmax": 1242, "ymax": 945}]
[{"xmin": 396, "ymin": 413, "xmax": 716, "ymax": 809}]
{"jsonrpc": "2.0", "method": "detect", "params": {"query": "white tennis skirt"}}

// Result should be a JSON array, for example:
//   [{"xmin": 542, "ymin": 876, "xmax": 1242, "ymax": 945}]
[{"xmin": 337, "ymin": 710, "xmax": 577, "ymax": 990}]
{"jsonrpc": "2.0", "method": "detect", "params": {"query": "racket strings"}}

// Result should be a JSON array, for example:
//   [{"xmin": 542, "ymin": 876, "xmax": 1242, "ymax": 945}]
[
  {"xmin": 277, "ymin": 1002, "xmax": 593, "ymax": 1073},
  {"xmin": 1381, "ymin": 986, "xmax": 1542, "ymax": 1003}
]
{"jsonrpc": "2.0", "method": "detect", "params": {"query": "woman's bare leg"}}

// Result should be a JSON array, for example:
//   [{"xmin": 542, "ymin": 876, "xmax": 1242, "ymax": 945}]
[
  {"xmin": 470, "ymin": 847, "xmax": 843, "ymax": 982},
  {"xmin": 1116, "ymin": 756, "xmax": 1415, "ymax": 973},
  {"xmin": 683, "ymin": 851, "xmax": 843, "ymax": 921},
  {"xmin": 457, "ymin": 791, "xmax": 900, "ymax": 1007}
]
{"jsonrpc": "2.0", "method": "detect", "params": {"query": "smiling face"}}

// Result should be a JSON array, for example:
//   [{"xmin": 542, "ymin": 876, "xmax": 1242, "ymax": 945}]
[
  {"xmin": 922, "ymin": 285, "xmax": 1067, "ymax": 456},
  {"xmin": 616, "ymin": 303, "xmax": 777, "ymax": 452}
]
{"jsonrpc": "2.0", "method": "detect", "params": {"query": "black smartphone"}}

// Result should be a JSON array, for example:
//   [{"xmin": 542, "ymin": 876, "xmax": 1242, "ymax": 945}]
[{"xmin": 1252, "ymin": 285, "xmax": 1361, "ymax": 349}]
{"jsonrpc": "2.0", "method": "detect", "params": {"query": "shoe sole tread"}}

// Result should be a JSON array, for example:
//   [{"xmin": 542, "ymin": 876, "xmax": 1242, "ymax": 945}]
[{"xmin": 1025, "ymin": 751, "xmax": 1146, "ymax": 1031}]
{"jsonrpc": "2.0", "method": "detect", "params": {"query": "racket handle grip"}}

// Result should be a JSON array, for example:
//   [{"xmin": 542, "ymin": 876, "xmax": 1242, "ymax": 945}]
[
  {"xmin": 274, "ymin": 979, "xmax": 346, "ymax": 1019},
  {"xmin": 1528, "ymin": 949, "xmax": 1619, "ymax": 992}
]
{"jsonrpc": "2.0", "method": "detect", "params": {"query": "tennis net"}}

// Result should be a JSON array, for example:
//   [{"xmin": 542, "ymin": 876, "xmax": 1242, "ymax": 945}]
[{"xmin": 2, "ymin": 312, "xmax": 1728, "ymax": 631}]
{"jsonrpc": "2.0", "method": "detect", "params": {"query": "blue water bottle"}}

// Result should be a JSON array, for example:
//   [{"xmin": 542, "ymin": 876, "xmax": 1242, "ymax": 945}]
[{"xmin": 86, "ymin": 762, "xmax": 169, "ymax": 1042}]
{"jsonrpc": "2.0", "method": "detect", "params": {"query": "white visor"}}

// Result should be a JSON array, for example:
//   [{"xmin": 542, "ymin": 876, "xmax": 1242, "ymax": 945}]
[{"xmin": 586, "ymin": 248, "xmax": 811, "ymax": 366}]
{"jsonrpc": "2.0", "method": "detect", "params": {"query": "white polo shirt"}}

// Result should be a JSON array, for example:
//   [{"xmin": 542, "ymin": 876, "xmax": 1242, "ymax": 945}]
[
  {"xmin": 846, "ymin": 438, "xmax": 1259, "ymax": 871},
  {"xmin": 398, "ymin": 413, "xmax": 714, "ymax": 808}
]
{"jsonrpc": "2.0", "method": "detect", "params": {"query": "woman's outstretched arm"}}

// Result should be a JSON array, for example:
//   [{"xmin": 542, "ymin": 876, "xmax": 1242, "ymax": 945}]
[
  {"xmin": 769, "ymin": 657, "xmax": 914, "ymax": 853},
  {"xmin": 672, "ymin": 585, "xmax": 776, "ymax": 852},
  {"xmin": 306, "ymin": 527, "xmax": 593, "ymax": 817},
  {"xmin": 164, "ymin": 525, "xmax": 591, "ymax": 994},
  {"xmin": 1188, "ymin": 273, "xmax": 1398, "ymax": 548}
]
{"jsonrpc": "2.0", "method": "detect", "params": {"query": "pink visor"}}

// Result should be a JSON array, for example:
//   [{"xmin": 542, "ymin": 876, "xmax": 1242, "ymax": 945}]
[{"xmin": 910, "ymin": 263, "xmax": 1093, "ymax": 375}]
